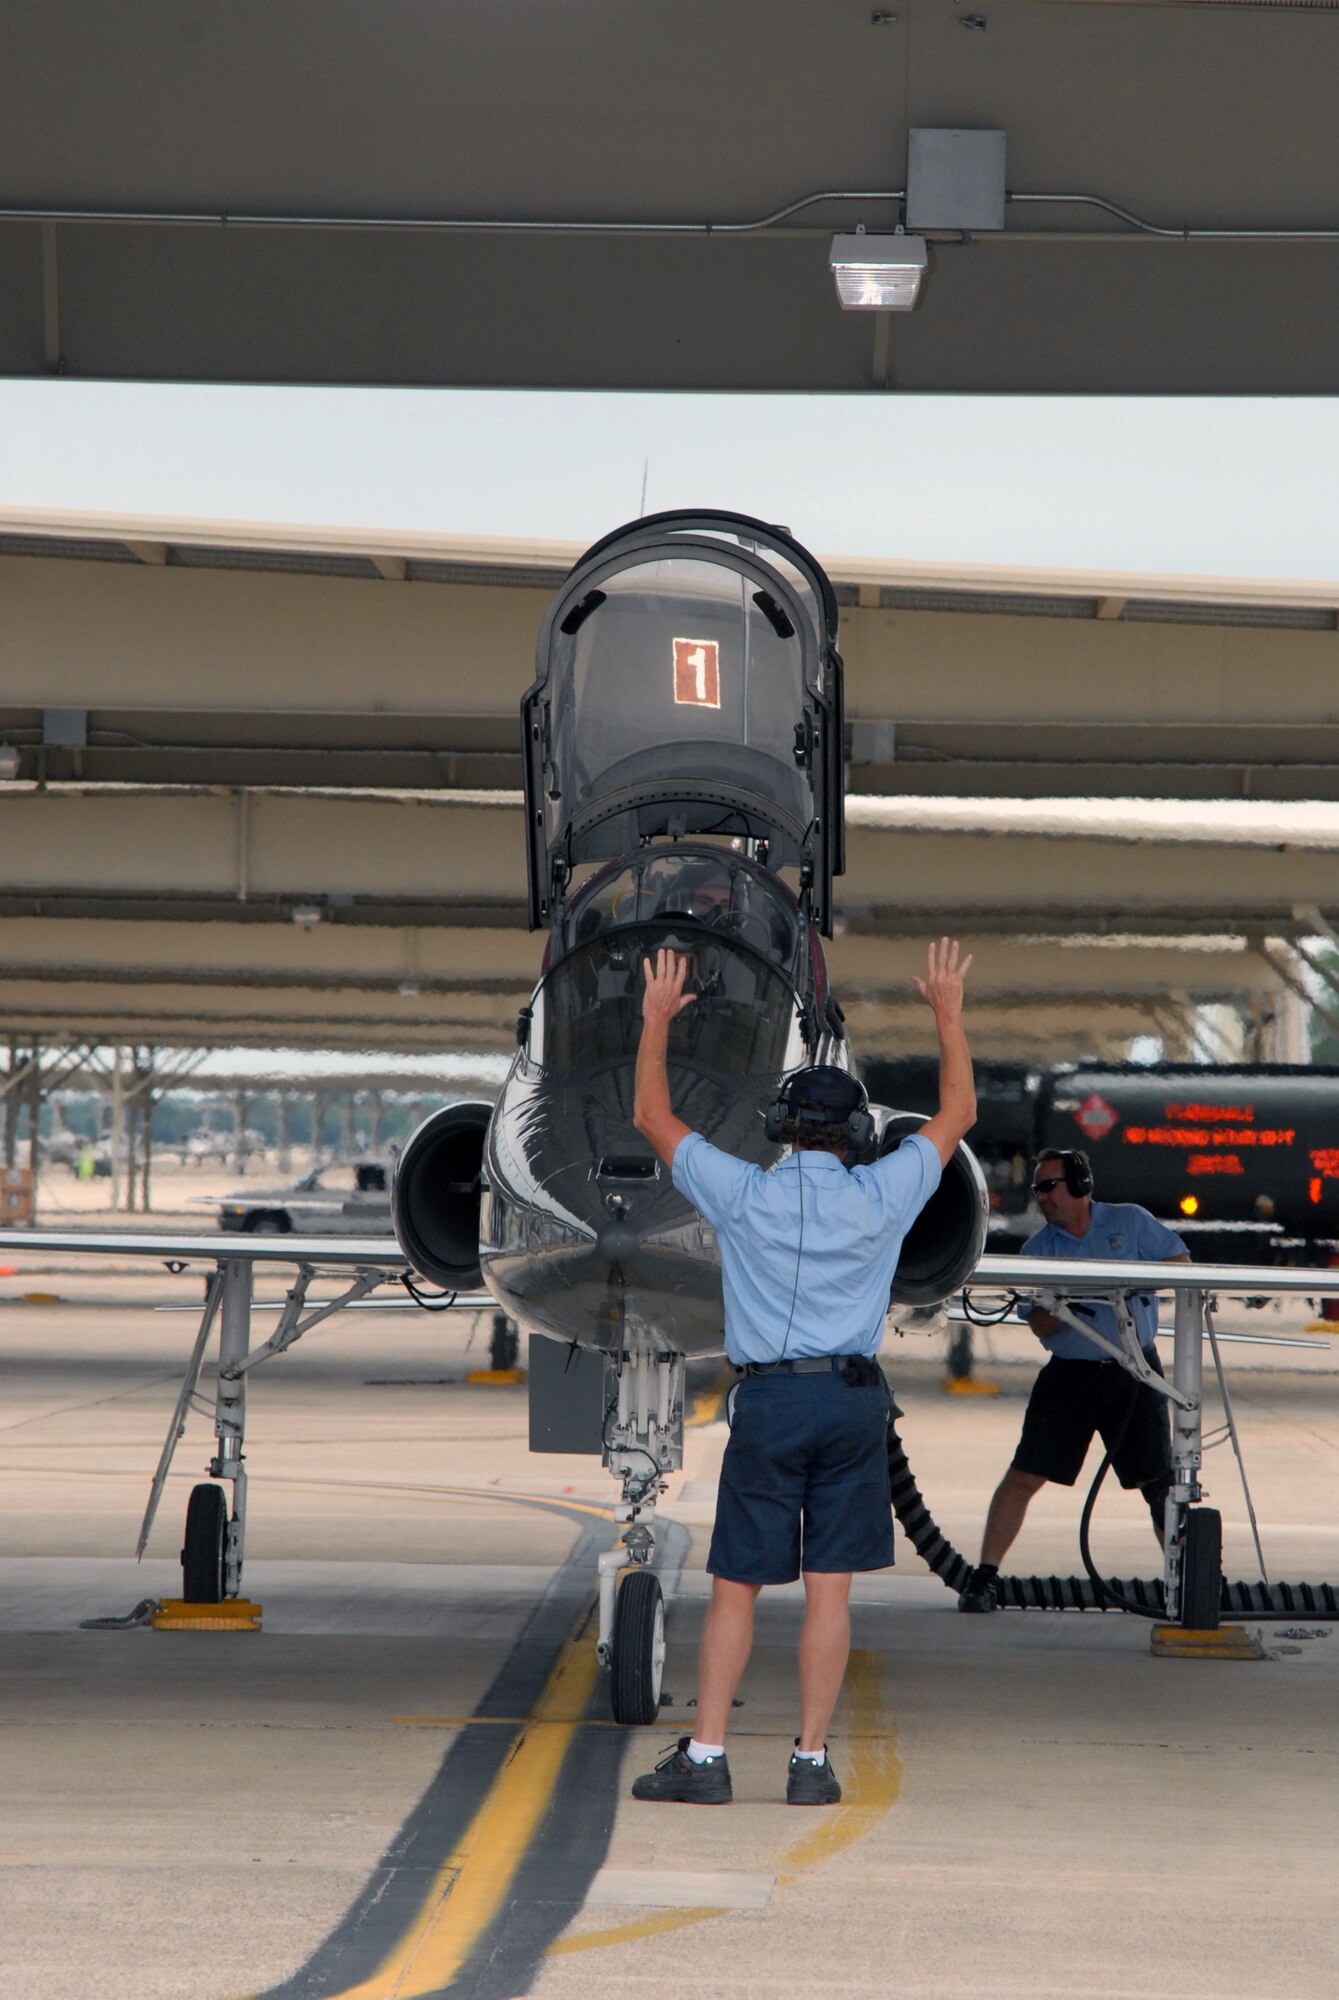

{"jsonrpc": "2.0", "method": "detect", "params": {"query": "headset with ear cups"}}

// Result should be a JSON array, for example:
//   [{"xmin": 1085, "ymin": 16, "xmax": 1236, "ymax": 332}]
[
  {"xmin": 764, "ymin": 1066, "xmax": 875, "ymax": 1156},
  {"xmin": 1037, "ymin": 1148, "xmax": 1094, "ymax": 1199}
]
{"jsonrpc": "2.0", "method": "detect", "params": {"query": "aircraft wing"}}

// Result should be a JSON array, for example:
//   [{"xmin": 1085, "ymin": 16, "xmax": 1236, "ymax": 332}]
[
  {"xmin": 1, "ymin": 1231, "xmax": 1330, "ymax": 1295},
  {"xmin": 971, "ymin": 1253, "xmax": 1339, "ymax": 1295},
  {"xmin": 0, "ymin": 1226, "xmax": 407, "ymax": 1266}
]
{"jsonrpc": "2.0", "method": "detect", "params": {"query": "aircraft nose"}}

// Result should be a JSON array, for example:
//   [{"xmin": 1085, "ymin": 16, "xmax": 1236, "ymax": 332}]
[{"xmin": 596, "ymin": 1219, "xmax": 642, "ymax": 1265}]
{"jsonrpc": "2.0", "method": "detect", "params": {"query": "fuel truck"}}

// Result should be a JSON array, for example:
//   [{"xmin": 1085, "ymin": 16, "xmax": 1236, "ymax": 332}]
[{"xmin": 861, "ymin": 1059, "xmax": 1339, "ymax": 1264}]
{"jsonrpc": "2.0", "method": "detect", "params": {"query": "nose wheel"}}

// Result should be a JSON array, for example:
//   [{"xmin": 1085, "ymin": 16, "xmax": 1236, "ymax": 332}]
[{"xmin": 609, "ymin": 1567, "xmax": 665, "ymax": 1725}]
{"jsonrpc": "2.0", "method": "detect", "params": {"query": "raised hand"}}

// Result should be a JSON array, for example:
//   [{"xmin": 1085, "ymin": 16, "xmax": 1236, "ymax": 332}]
[
  {"xmin": 912, "ymin": 936, "xmax": 973, "ymax": 1017},
  {"xmin": 641, "ymin": 947, "xmax": 698, "ymax": 1029}
]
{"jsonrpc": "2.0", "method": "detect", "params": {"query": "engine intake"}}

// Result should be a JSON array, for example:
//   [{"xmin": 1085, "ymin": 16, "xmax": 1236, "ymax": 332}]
[
  {"xmin": 875, "ymin": 1111, "xmax": 989, "ymax": 1305},
  {"xmin": 392, "ymin": 1100, "xmax": 493, "ymax": 1289}
]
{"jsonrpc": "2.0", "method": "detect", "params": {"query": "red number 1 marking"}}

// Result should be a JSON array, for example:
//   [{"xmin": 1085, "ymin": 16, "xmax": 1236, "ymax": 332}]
[{"xmin": 672, "ymin": 637, "xmax": 721, "ymax": 708}]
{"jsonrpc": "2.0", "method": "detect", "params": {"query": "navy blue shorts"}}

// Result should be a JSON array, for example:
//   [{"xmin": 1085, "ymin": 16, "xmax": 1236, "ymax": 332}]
[
  {"xmin": 1013, "ymin": 1351, "xmax": 1172, "ymax": 1490},
  {"xmin": 707, "ymin": 1368, "xmax": 894, "ymax": 1585}
]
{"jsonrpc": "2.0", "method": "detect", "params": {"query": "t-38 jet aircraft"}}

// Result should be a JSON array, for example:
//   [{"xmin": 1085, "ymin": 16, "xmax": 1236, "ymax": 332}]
[
  {"xmin": 391, "ymin": 510, "xmax": 994, "ymax": 1715},
  {"xmin": 4, "ymin": 511, "xmax": 1333, "ymax": 1718}
]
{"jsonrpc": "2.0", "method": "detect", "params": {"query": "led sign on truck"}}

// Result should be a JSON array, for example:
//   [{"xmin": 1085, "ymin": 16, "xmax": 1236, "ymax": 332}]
[{"xmin": 1041, "ymin": 1066, "xmax": 1339, "ymax": 1240}]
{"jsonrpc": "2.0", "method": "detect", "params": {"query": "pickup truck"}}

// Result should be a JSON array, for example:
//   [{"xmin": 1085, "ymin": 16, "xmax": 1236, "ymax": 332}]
[{"xmin": 217, "ymin": 1157, "xmax": 392, "ymax": 1235}]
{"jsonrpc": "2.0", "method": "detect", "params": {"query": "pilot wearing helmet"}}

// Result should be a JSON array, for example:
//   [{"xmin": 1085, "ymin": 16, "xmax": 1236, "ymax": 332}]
[
  {"xmin": 629, "ymin": 937, "xmax": 975, "ymax": 1806},
  {"xmin": 660, "ymin": 859, "xmax": 734, "ymax": 925}
]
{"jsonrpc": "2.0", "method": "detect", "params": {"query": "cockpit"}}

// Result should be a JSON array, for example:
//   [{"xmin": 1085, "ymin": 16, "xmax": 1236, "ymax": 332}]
[
  {"xmin": 530, "ymin": 848, "xmax": 812, "ymax": 1081},
  {"xmin": 553, "ymin": 848, "xmax": 804, "ymax": 984}
]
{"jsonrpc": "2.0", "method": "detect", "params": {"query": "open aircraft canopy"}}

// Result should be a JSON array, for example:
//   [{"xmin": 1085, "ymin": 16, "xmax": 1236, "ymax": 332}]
[{"xmin": 522, "ymin": 511, "xmax": 845, "ymax": 933}]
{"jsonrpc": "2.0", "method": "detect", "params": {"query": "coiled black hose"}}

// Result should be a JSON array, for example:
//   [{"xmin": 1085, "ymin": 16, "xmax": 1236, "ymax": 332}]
[{"xmin": 885, "ymin": 1415, "xmax": 1339, "ymax": 1621}]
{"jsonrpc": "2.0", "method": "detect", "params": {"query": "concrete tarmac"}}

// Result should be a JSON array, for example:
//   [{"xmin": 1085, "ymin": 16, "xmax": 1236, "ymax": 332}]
[{"xmin": 1, "ymin": 1258, "xmax": 1336, "ymax": 2000}]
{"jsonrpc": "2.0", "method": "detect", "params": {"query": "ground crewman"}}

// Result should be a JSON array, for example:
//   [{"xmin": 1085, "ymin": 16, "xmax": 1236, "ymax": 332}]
[
  {"xmin": 957, "ymin": 1148, "xmax": 1189, "ymax": 1613},
  {"xmin": 630, "ymin": 937, "xmax": 975, "ymax": 1803}
]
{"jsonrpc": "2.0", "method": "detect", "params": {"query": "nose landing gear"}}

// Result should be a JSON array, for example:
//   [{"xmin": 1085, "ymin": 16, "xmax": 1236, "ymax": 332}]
[
  {"xmin": 611, "ymin": 1566, "xmax": 667, "ymax": 1724},
  {"xmin": 597, "ymin": 1345, "xmax": 683, "ymax": 1724}
]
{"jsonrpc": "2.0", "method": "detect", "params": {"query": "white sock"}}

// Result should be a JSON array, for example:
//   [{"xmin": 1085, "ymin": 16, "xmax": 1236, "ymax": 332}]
[
  {"xmin": 685, "ymin": 1737, "xmax": 724, "ymax": 1763},
  {"xmin": 793, "ymin": 1746, "xmax": 827, "ymax": 1763}
]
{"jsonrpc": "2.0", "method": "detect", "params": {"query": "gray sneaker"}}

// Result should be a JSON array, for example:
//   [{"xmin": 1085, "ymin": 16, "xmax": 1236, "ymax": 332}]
[
  {"xmin": 786, "ymin": 1746, "xmax": 842, "ymax": 1805},
  {"xmin": 631, "ymin": 1737, "xmax": 732, "ymax": 1804}
]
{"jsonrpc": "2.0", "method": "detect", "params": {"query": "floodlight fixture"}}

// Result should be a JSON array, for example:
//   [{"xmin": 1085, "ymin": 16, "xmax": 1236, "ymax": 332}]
[{"xmin": 828, "ymin": 232, "xmax": 927, "ymax": 311}]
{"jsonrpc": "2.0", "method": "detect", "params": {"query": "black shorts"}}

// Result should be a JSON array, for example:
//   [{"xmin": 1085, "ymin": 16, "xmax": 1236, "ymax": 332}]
[
  {"xmin": 707, "ymin": 1368, "xmax": 893, "ymax": 1584},
  {"xmin": 1012, "ymin": 1351, "xmax": 1171, "ymax": 1490}
]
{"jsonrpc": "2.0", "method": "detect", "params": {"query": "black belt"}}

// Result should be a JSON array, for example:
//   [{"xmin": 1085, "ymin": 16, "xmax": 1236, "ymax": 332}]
[{"xmin": 740, "ymin": 1354, "xmax": 877, "ymax": 1380}]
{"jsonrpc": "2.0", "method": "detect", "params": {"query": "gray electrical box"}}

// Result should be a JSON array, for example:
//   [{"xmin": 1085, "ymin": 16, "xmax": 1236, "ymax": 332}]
[
  {"xmin": 906, "ymin": 129, "xmax": 1006, "ymax": 233},
  {"xmin": 528, "ymin": 1334, "xmax": 607, "ymax": 1454},
  {"xmin": 42, "ymin": 707, "xmax": 89, "ymax": 748}
]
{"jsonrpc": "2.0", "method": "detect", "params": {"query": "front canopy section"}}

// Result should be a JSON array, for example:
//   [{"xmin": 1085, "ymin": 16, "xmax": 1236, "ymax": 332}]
[
  {"xmin": 531, "ymin": 844, "xmax": 821, "ymax": 1081},
  {"xmin": 522, "ymin": 510, "xmax": 845, "ymax": 933}
]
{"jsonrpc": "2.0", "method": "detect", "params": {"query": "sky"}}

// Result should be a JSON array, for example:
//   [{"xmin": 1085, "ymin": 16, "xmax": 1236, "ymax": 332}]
[{"xmin": 3, "ymin": 381, "xmax": 1339, "ymax": 583}]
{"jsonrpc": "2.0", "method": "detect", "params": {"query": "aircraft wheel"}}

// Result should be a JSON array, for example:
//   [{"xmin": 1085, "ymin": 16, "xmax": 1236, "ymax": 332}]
[
  {"xmin": 489, "ymin": 1313, "xmax": 519, "ymax": 1372},
  {"xmin": 1179, "ymin": 1505, "xmax": 1222, "ymax": 1631},
  {"xmin": 609, "ymin": 1567, "xmax": 664, "ymax": 1725},
  {"xmin": 181, "ymin": 1483, "xmax": 228, "ymax": 1602}
]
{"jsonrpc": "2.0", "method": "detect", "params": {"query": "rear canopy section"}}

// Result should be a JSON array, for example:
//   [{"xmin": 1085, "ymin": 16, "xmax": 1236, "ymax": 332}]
[{"xmin": 522, "ymin": 510, "xmax": 845, "ymax": 934}]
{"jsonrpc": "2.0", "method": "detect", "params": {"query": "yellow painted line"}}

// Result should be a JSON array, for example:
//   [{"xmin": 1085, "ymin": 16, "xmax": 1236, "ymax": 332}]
[
  {"xmin": 323, "ymin": 1636, "xmax": 599, "ymax": 2000},
  {"xmin": 393, "ymin": 1714, "xmax": 626, "ymax": 1730},
  {"xmin": 545, "ymin": 1648, "xmax": 900, "ymax": 1962},
  {"xmin": 393, "ymin": 1717, "xmax": 895, "ymax": 1736},
  {"xmin": 547, "ymin": 1906, "xmax": 727, "ymax": 1956},
  {"xmin": 777, "ymin": 1649, "xmax": 901, "ymax": 1883}
]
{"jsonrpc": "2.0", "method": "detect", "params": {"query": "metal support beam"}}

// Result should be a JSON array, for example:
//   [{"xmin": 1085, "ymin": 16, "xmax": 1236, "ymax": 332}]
[
  {"xmin": 1166, "ymin": 1287, "xmax": 1205, "ymax": 1625},
  {"xmin": 211, "ymin": 1259, "xmax": 252, "ymax": 1597}
]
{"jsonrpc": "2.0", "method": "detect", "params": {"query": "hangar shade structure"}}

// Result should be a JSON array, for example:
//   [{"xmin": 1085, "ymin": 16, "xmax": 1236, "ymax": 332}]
[
  {"xmin": 0, "ymin": 508, "xmax": 1333, "ymax": 1057},
  {"xmin": 3, "ymin": 1, "xmax": 1339, "ymax": 393}
]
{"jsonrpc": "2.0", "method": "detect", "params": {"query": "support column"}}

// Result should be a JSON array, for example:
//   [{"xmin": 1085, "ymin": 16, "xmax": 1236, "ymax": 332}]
[
  {"xmin": 109, "ymin": 1047, "xmax": 125, "ymax": 1210},
  {"xmin": 26, "ymin": 1045, "xmax": 42, "ymax": 1222},
  {"xmin": 1, "ymin": 1038, "xmax": 15, "ymax": 1168},
  {"xmin": 139, "ymin": 1069, "xmax": 155, "ymax": 1213}
]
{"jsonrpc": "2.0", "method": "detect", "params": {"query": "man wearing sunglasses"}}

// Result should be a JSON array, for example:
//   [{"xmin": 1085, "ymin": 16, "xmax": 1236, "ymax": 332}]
[{"xmin": 957, "ymin": 1147, "xmax": 1189, "ymax": 1614}]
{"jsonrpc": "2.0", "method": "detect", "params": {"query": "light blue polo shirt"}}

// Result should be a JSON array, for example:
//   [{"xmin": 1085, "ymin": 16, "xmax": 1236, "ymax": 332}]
[
  {"xmin": 672, "ymin": 1130, "xmax": 942, "ymax": 1365},
  {"xmin": 1018, "ymin": 1201, "xmax": 1187, "ymax": 1360}
]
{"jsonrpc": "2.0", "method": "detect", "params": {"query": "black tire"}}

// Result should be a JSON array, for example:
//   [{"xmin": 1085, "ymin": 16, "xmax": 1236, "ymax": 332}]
[
  {"xmin": 181, "ymin": 1482, "xmax": 228, "ymax": 1602},
  {"xmin": 610, "ymin": 1567, "xmax": 665, "ymax": 1725},
  {"xmin": 243, "ymin": 1213, "xmax": 288, "ymax": 1235},
  {"xmin": 1180, "ymin": 1506, "xmax": 1223, "ymax": 1630},
  {"xmin": 489, "ymin": 1314, "xmax": 519, "ymax": 1372}
]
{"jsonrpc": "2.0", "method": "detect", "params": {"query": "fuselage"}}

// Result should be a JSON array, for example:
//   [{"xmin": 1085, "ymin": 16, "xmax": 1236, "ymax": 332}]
[{"xmin": 478, "ymin": 846, "xmax": 839, "ymax": 1356}]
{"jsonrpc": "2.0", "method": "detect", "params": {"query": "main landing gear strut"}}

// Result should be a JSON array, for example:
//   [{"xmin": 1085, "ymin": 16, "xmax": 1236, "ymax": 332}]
[
  {"xmin": 597, "ymin": 1344, "xmax": 684, "ymax": 1724},
  {"xmin": 139, "ymin": 1257, "xmax": 385, "ymax": 1601}
]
